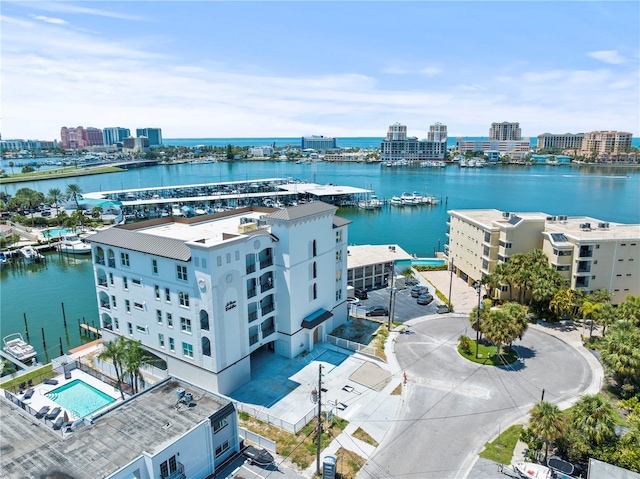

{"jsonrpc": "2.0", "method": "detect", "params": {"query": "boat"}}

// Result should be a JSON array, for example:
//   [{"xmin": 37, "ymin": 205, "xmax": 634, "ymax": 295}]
[
  {"xmin": 0, "ymin": 251, "xmax": 7, "ymax": 268},
  {"xmin": 358, "ymin": 193, "xmax": 383, "ymax": 210},
  {"xmin": 19, "ymin": 246, "xmax": 44, "ymax": 263},
  {"xmin": 400, "ymin": 192, "xmax": 420, "ymax": 206},
  {"xmin": 390, "ymin": 196, "xmax": 404, "ymax": 206},
  {"xmin": 425, "ymin": 194, "xmax": 439, "ymax": 205},
  {"xmin": 513, "ymin": 461, "xmax": 553, "ymax": 479},
  {"xmin": 58, "ymin": 234, "xmax": 92, "ymax": 254},
  {"xmin": 3, "ymin": 333, "xmax": 37, "ymax": 362}
]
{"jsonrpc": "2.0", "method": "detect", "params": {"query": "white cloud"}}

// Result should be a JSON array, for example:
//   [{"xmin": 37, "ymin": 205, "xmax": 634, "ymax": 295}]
[
  {"xmin": 587, "ymin": 50, "xmax": 626, "ymax": 65},
  {"xmin": 31, "ymin": 15, "xmax": 68, "ymax": 25},
  {"xmin": 22, "ymin": 1, "xmax": 147, "ymax": 21},
  {"xmin": 419, "ymin": 66, "xmax": 442, "ymax": 76}
]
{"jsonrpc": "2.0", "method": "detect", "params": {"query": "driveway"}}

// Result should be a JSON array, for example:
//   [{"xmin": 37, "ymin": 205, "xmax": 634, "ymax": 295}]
[{"xmin": 357, "ymin": 314, "xmax": 593, "ymax": 479}]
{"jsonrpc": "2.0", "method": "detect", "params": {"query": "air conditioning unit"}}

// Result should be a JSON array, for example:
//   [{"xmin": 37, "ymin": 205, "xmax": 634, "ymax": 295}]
[
  {"xmin": 558, "ymin": 215, "xmax": 567, "ymax": 221},
  {"xmin": 502, "ymin": 211, "xmax": 510, "ymax": 219}
]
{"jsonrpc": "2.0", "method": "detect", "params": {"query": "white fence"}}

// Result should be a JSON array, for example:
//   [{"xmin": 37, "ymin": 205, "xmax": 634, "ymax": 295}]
[
  {"xmin": 326, "ymin": 335, "xmax": 382, "ymax": 360},
  {"xmin": 235, "ymin": 402, "xmax": 317, "ymax": 434},
  {"xmin": 239, "ymin": 427, "xmax": 277, "ymax": 453}
]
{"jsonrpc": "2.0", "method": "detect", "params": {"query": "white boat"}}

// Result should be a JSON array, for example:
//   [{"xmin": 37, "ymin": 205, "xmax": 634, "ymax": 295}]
[
  {"xmin": 425, "ymin": 194, "xmax": 439, "ymax": 205},
  {"xmin": 513, "ymin": 461, "xmax": 553, "ymax": 479},
  {"xmin": 390, "ymin": 196, "xmax": 404, "ymax": 206},
  {"xmin": 58, "ymin": 234, "xmax": 92, "ymax": 254},
  {"xmin": 19, "ymin": 246, "xmax": 44, "ymax": 263},
  {"xmin": 3, "ymin": 333, "xmax": 37, "ymax": 362},
  {"xmin": 0, "ymin": 251, "xmax": 8, "ymax": 268},
  {"xmin": 400, "ymin": 192, "xmax": 420, "ymax": 206},
  {"xmin": 358, "ymin": 194, "xmax": 383, "ymax": 210},
  {"xmin": 412, "ymin": 191, "xmax": 424, "ymax": 204}
]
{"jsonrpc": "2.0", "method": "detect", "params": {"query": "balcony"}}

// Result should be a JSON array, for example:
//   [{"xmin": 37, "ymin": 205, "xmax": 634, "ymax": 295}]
[
  {"xmin": 260, "ymin": 257, "xmax": 273, "ymax": 269},
  {"xmin": 577, "ymin": 263, "xmax": 591, "ymax": 273},
  {"xmin": 246, "ymin": 263, "xmax": 256, "ymax": 274},
  {"xmin": 160, "ymin": 462, "xmax": 185, "ymax": 479},
  {"xmin": 248, "ymin": 311, "xmax": 258, "ymax": 322},
  {"xmin": 247, "ymin": 288, "xmax": 257, "ymax": 298},
  {"xmin": 108, "ymin": 259, "xmax": 116, "ymax": 268},
  {"xmin": 97, "ymin": 279, "xmax": 108, "ymax": 287},
  {"xmin": 94, "ymin": 257, "xmax": 105, "ymax": 266},
  {"xmin": 249, "ymin": 334, "xmax": 259, "ymax": 346},
  {"xmin": 103, "ymin": 323, "xmax": 113, "ymax": 331},
  {"xmin": 100, "ymin": 301, "xmax": 110, "ymax": 309},
  {"xmin": 260, "ymin": 281, "xmax": 273, "ymax": 293},
  {"xmin": 261, "ymin": 303, "xmax": 275, "ymax": 315},
  {"xmin": 262, "ymin": 326, "xmax": 275, "ymax": 337}
]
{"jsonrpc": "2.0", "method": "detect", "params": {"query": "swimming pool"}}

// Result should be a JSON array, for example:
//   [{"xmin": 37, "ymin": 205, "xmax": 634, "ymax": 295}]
[
  {"xmin": 43, "ymin": 228, "xmax": 73, "ymax": 238},
  {"xmin": 396, "ymin": 258, "xmax": 447, "ymax": 267},
  {"xmin": 46, "ymin": 379, "xmax": 116, "ymax": 418}
]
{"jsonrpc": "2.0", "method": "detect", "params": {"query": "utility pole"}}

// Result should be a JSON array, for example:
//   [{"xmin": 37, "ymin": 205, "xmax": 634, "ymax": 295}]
[
  {"xmin": 448, "ymin": 260, "xmax": 454, "ymax": 309},
  {"xmin": 316, "ymin": 363, "xmax": 323, "ymax": 476},
  {"xmin": 475, "ymin": 281, "xmax": 482, "ymax": 358}
]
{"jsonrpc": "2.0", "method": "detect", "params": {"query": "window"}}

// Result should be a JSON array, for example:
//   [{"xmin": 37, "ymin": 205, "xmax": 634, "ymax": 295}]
[
  {"xmin": 313, "ymin": 261, "xmax": 317, "ymax": 279},
  {"xmin": 155, "ymin": 285, "xmax": 160, "ymax": 300},
  {"xmin": 134, "ymin": 301, "xmax": 144, "ymax": 310},
  {"xmin": 176, "ymin": 264, "xmax": 188, "ymax": 281},
  {"xmin": 125, "ymin": 300, "xmax": 131, "ymax": 313},
  {"xmin": 213, "ymin": 417, "xmax": 228, "ymax": 433},
  {"xmin": 202, "ymin": 258, "xmax": 207, "ymax": 268},
  {"xmin": 169, "ymin": 337, "xmax": 175, "ymax": 352},
  {"xmin": 156, "ymin": 309, "xmax": 163, "ymax": 324},
  {"xmin": 167, "ymin": 312, "xmax": 173, "ymax": 328},
  {"xmin": 336, "ymin": 289, "xmax": 342, "ymax": 301},
  {"xmin": 111, "ymin": 295, "xmax": 117, "ymax": 308},
  {"xmin": 235, "ymin": 251, "xmax": 240, "ymax": 261},
  {"xmin": 152, "ymin": 259, "xmax": 158, "ymax": 275},
  {"xmin": 127, "ymin": 322, "xmax": 133, "ymax": 335},
  {"xmin": 313, "ymin": 283, "xmax": 317, "ymax": 300},
  {"xmin": 226, "ymin": 253, "xmax": 231, "ymax": 264},
  {"xmin": 123, "ymin": 277, "xmax": 128, "ymax": 290},
  {"xmin": 109, "ymin": 272, "xmax": 114, "ymax": 285},
  {"xmin": 336, "ymin": 230, "xmax": 342, "ymax": 243},
  {"xmin": 202, "ymin": 337, "xmax": 211, "ymax": 356},
  {"xmin": 181, "ymin": 317, "xmax": 192, "ymax": 333},
  {"xmin": 179, "ymin": 292, "xmax": 190, "ymax": 308},
  {"xmin": 182, "ymin": 342, "xmax": 193, "ymax": 358},
  {"xmin": 312, "ymin": 240, "xmax": 317, "ymax": 257},
  {"xmin": 215, "ymin": 440, "xmax": 230, "ymax": 458},
  {"xmin": 500, "ymin": 285, "xmax": 509, "ymax": 292},
  {"xmin": 114, "ymin": 318, "xmax": 119, "ymax": 330},
  {"xmin": 121, "ymin": 252, "xmax": 130, "ymax": 267},
  {"xmin": 217, "ymin": 256, "xmax": 222, "ymax": 266},
  {"xmin": 136, "ymin": 325, "xmax": 146, "ymax": 333},
  {"xmin": 132, "ymin": 278, "xmax": 141, "ymax": 286},
  {"xmin": 336, "ymin": 250, "xmax": 342, "ymax": 262},
  {"xmin": 159, "ymin": 334, "xmax": 165, "ymax": 348},
  {"xmin": 165, "ymin": 287, "xmax": 171, "ymax": 303},
  {"xmin": 194, "ymin": 257, "xmax": 200, "ymax": 267},
  {"xmin": 160, "ymin": 456, "xmax": 177, "ymax": 478}
]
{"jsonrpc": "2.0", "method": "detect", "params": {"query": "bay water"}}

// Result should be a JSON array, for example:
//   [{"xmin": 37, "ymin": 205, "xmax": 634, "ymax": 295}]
[{"xmin": 1, "ymin": 161, "xmax": 638, "ymax": 359}]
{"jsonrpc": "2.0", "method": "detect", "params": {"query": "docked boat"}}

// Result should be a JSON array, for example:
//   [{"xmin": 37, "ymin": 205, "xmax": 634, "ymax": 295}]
[
  {"xmin": 400, "ymin": 192, "xmax": 420, "ymax": 206},
  {"xmin": 3, "ymin": 333, "xmax": 37, "ymax": 362},
  {"xmin": 358, "ymin": 194, "xmax": 383, "ymax": 210},
  {"xmin": 390, "ymin": 196, "xmax": 404, "ymax": 206},
  {"xmin": 0, "ymin": 251, "xmax": 8, "ymax": 268},
  {"xmin": 19, "ymin": 246, "xmax": 44, "ymax": 263},
  {"xmin": 513, "ymin": 461, "xmax": 553, "ymax": 479},
  {"xmin": 58, "ymin": 234, "xmax": 92, "ymax": 254}
]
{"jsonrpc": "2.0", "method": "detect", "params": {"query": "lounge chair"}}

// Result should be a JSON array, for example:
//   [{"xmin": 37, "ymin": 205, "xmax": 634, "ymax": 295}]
[
  {"xmin": 23, "ymin": 388, "xmax": 34, "ymax": 400},
  {"xmin": 52, "ymin": 417, "xmax": 64, "ymax": 430},
  {"xmin": 46, "ymin": 407, "xmax": 61, "ymax": 421},
  {"xmin": 64, "ymin": 371, "xmax": 72, "ymax": 380},
  {"xmin": 35, "ymin": 406, "xmax": 50, "ymax": 419},
  {"xmin": 43, "ymin": 379, "xmax": 59, "ymax": 386}
]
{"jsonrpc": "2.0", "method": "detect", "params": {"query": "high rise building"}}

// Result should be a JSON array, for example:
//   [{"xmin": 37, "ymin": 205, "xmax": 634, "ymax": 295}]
[
  {"xmin": 537, "ymin": 133, "xmax": 584, "ymax": 150},
  {"xmin": 87, "ymin": 202, "xmax": 350, "ymax": 394},
  {"xmin": 380, "ymin": 123, "xmax": 447, "ymax": 162},
  {"xmin": 60, "ymin": 126, "xmax": 104, "ymax": 149},
  {"xmin": 301, "ymin": 135, "xmax": 338, "ymax": 151},
  {"xmin": 103, "ymin": 127, "xmax": 131, "ymax": 146},
  {"xmin": 427, "ymin": 122, "xmax": 448, "ymax": 142},
  {"xmin": 489, "ymin": 122, "xmax": 522, "ymax": 141},
  {"xmin": 581, "ymin": 131, "xmax": 633, "ymax": 154},
  {"xmin": 136, "ymin": 128, "xmax": 162, "ymax": 146}
]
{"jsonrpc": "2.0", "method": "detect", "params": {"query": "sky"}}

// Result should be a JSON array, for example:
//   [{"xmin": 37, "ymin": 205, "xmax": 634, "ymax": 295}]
[{"xmin": 1, "ymin": 1, "xmax": 639, "ymax": 140}]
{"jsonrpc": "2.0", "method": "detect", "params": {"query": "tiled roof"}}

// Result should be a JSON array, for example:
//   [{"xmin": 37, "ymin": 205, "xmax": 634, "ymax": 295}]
[
  {"xmin": 87, "ymin": 227, "xmax": 192, "ymax": 261},
  {"xmin": 267, "ymin": 201, "xmax": 337, "ymax": 221}
]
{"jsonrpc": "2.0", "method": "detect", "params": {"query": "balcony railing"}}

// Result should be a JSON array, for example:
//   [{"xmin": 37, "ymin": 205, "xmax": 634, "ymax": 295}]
[
  {"xmin": 108, "ymin": 259, "xmax": 116, "ymax": 268},
  {"xmin": 246, "ymin": 263, "xmax": 256, "ymax": 274},
  {"xmin": 260, "ymin": 257, "xmax": 273, "ymax": 268},
  {"xmin": 247, "ymin": 288, "xmax": 257, "ymax": 298},
  {"xmin": 260, "ymin": 282, "xmax": 273, "ymax": 293},
  {"xmin": 248, "ymin": 311, "xmax": 258, "ymax": 322},
  {"xmin": 249, "ymin": 334, "xmax": 259, "ymax": 346},
  {"xmin": 95, "ymin": 257, "xmax": 105, "ymax": 265},
  {"xmin": 578, "ymin": 250, "xmax": 593, "ymax": 258},
  {"xmin": 97, "ymin": 279, "xmax": 108, "ymax": 287},
  {"xmin": 262, "ymin": 326, "xmax": 275, "ymax": 337},
  {"xmin": 577, "ymin": 265, "xmax": 591, "ymax": 273},
  {"xmin": 103, "ymin": 323, "xmax": 113, "ymax": 331},
  {"xmin": 160, "ymin": 462, "xmax": 185, "ymax": 479},
  {"xmin": 261, "ymin": 303, "xmax": 275, "ymax": 315},
  {"xmin": 100, "ymin": 302, "xmax": 110, "ymax": 309}
]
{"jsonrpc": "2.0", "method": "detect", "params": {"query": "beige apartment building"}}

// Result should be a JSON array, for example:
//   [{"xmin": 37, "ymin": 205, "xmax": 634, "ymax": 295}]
[
  {"xmin": 445, "ymin": 210, "xmax": 639, "ymax": 304},
  {"xmin": 581, "ymin": 131, "xmax": 633, "ymax": 154}
]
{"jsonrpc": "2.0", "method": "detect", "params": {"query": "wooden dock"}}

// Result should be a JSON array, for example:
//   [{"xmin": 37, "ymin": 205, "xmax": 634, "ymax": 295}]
[{"xmin": 79, "ymin": 323, "xmax": 101, "ymax": 337}]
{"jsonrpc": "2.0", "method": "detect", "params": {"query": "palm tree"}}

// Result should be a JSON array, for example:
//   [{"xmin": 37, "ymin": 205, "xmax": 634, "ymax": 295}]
[
  {"xmin": 597, "ymin": 303, "xmax": 618, "ymax": 337},
  {"xmin": 502, "ymin": 302, "xmax": 529, "ymax": 344},
  {"xmin": 600, "ymin": 321, "xmax": 640, "ymax": 388},
  {"xmin": 47, "ymin": 188, "xmax": 62, "ymax": 217},
  {"xmin": 98, "ymin": 337, "xmax": 126, "ymax": 400},
  {"xmin": 91, "ymin": 206, "xmax": 103, "ymax": 220},
  {"xmin": 579, "ymin": 300, "xmax": 602, "ymax": 339},
  {"xmin": 570, "ymin": 394, "xmax": 618, "ymax": 449},
  {"xmin": 65, "ymin": 183, "xmax": 83, "ymax": 211},
  {"xmin": 121, "ymin": 339, "xmax": 155, "ymax": 394},
  {"xmin": 528, "ymin": 401, "xmax": 566, "ymax": 463},
  {"xmin": 618, "ymin": 295, "xmax": 640, "ymax": 326},
  {"xmin": 482, "ymin": 309, "xmax": 515, "ymax": 356}
]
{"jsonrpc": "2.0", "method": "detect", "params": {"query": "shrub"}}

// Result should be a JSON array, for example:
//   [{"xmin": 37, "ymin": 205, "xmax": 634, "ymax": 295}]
[{"xmin": 459, "ymin": 335, "xmax": 472, "ymax": 354}]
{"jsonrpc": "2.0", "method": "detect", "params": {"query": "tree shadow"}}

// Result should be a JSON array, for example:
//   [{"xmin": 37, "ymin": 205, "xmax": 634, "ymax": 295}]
[{"xmin": 499, "ymin": 345, "xmax": 536, "ymax": 371}]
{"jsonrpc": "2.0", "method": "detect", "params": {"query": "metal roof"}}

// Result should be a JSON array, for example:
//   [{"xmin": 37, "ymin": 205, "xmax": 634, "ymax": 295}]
[
  {"xmin": 333, "ymin": 216, "xmax": 351, "ymax": 228},
  {"xmin": 87, "ymin": 227, "xmax": 192, "ymax": 262},
  {"xmin": 267, "ymin": 201, "xmax": 337, "ymax": 222}
]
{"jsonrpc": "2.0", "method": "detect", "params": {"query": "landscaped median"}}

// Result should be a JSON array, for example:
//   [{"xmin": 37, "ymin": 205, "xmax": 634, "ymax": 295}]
[{"xmin": 0, "ymin": 166, "xmax": 124, "ymax": 184}]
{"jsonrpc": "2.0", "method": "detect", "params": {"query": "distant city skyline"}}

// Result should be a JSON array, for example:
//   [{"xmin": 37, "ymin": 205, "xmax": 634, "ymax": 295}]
[{"xmin": 1, "ymin": 1, "xmax": 638, "ymax": 139}]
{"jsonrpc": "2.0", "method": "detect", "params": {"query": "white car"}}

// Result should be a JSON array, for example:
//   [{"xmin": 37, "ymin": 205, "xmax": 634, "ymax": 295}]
[{"xmin": 346, "ymin": 297, "xmax": 360, "ymax": 306}]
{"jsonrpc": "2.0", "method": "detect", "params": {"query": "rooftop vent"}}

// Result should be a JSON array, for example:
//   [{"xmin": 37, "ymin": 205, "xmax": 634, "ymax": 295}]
[
  {"xmin": 580, "ymin": 222, "xmax": 591, "ymax": 230},
  {"xmin": 502, "ymin": 212, "xmax": 510, "ymax": 219}
]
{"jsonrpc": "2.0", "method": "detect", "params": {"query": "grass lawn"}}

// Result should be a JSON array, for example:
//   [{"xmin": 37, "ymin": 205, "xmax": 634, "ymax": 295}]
[
  {"xmin": 352, "ymin": 427, "xmax": 378, "ymax": 447},
  {"xmin": 333, "ymin": 447, "xmax": 366, "ymax": 479},
  {"xmin": 479, "ymin": 424, "xmax": 523, "ymax": 465},
  {"xmin": 1, "ymin": 166, "xmax": 124, "ymax": 184},
  {"xmin": 238, "ymin": 411, "xmax": 348, "ymax": 470},
  {"xmin": 458, "ymin": 341, "xmax": 519, "ymax": 366},
  {"xmin": 0, "ymin": 364, "xmax": 55, "ymax": 389}
]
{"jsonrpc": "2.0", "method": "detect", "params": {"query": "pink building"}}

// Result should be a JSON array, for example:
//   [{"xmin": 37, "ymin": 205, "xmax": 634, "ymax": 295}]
[{"xmin": 60, "ymin": 126, "xmax": 104, "ymax": 149}]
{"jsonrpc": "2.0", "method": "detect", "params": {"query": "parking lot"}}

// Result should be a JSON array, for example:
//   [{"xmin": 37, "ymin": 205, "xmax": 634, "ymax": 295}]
[{"xmin": 350, "ymin": 278, "xmax": 441, "ymax": 323}]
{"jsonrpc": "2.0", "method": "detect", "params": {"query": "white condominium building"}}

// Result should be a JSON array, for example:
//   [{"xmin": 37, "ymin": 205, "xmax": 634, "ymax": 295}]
[
  {"xmin": 427, "ymin": 122, "xmax": 448, "ymax": 142},
  {"xmin": 536, "ymin": 133, "xmax": 585, "ymax": 150},
  {"xmin": 380, "ymin": 123, "xmax": 447, "ymax": 161},
  {"xmin": 88, "ymin": 202, "xmax": 350, "ymax": 395},
  {"xmin": 489, "ymin": 122, "xmax": 522, "ymax": 141},
  {"xmin": 445, "ymin": 209, "xmax": 639, "ymax": 304}
]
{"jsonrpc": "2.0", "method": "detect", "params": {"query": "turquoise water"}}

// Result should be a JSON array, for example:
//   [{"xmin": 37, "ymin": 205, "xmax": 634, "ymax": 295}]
[
  {"xmin": 46, "ymin": 379, "xmax": 115, "ymax": 418},
  {"xmin": 43, "ymin": 228, "xmax": 73, "ymax": 238},
  {"xmin": 396, "ymin": 259, "xmax": 447, "ymax": 267}
]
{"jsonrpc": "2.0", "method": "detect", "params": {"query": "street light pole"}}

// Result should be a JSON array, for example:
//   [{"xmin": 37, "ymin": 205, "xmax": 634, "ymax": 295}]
[
  {"xmin": 388, "ymin": 261, "xmax": 396, "ymax": 330},
  {"xmin": 448, "ymin": 260, "xmax": 454, "ymax": 309},
  {"xmin": 475, "ymin": 281, "xmax": 482, "ymax": 359}
]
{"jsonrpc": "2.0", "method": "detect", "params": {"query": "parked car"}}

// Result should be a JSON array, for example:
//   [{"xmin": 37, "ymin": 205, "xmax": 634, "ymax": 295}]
[
  {"xmin": 41, "ymin": 211, "xmax": 52, "ymax": 217},
  {"xmin": 436, "ymin": 304, "xmax": 450, "ymax": 314},
  {"xmin": 417, "ymin": 293, "xmax": 434, "ymax": 305},
  {"xmin": 346, "ymin": 297, "xmax": 360, "ymax": 306},
  {"xmin": 410, "ymin": 285, "xmax": 428, "ymax": 297},
  {"xmin": 354, "ymin": 288, "xmax": 368, "ymax": 300},
  {"xmin": 366, "ymin": 305, "xmax": 389, "ymax": 317}
]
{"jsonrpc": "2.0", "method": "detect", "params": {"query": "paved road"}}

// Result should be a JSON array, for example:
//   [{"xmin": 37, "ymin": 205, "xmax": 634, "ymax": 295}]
[{"xmin": 357, "ymin": 314, "xmax": 592, "ymax": 479}]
